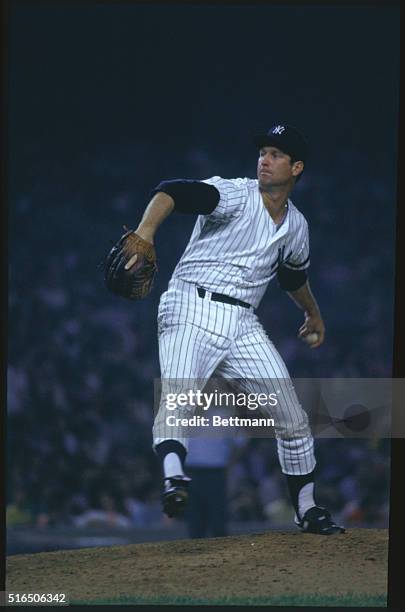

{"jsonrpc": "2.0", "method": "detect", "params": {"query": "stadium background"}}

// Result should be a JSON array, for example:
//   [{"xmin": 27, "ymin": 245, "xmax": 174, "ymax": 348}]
[{"xmin": 7, "ymin": 3, "xmax": 399, "ymax": 553}]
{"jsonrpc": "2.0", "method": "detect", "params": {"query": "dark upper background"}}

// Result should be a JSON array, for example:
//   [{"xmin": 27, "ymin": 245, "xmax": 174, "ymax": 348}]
[
  {"xmin": 6, "ymin": 3, "xmax": 399, "ymax": 533},
  {"xmin": 10, "ymin": 4, "xmax": 399, "ymax": 171}
]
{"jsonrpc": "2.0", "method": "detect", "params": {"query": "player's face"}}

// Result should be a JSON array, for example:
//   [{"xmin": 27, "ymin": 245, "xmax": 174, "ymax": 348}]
[{"xmin": 257, "ymin": 146, "xmax": 298, "ymax": 189}]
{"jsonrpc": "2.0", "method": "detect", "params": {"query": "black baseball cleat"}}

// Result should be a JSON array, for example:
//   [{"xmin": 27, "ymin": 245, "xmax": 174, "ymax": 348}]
[
  {"xmin": 294, "ymin": 506, "xmax": 345, "ymax": 535},
  {"xmin": 162, "ymin": 475, "xmax": 191, "ymax": 518}
]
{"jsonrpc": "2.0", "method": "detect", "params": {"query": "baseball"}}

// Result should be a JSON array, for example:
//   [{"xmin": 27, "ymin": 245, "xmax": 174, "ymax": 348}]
[{"xmin": 302, "ymin": 332, "xmax": 319, "ymax": 346}]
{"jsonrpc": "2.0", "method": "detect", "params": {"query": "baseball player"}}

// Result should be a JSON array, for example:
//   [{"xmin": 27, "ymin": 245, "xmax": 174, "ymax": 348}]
[{"xmin": 104, "ymin": 124, "xmax": 345, "ymax": 535}]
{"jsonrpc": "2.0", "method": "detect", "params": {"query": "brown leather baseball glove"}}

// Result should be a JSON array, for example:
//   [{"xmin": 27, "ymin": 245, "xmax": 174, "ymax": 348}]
[{"xmin": 104, "ymin": 226, "xmax": 157, "ymax": 299}]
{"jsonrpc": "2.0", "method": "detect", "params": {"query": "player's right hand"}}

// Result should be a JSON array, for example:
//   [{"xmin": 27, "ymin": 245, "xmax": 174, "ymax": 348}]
[{"xmin": 103, "ymin": 228, "xmax": 157, "ymax": 300}]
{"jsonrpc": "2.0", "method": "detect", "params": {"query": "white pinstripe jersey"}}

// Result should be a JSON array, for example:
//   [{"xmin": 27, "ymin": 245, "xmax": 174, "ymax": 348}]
[{"xmin": 171, "ymin": 176, "xmax": 310, "ymax": 308}]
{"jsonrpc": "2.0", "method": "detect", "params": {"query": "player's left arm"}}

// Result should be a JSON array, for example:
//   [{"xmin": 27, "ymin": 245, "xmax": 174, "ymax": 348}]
[
  {"xmin": 286, "ymin": 281, "xmax": 325, "ymax": 349},
  {"xmin": 277, "ymin": 217, "xmax": 324, "ymax": 348}
]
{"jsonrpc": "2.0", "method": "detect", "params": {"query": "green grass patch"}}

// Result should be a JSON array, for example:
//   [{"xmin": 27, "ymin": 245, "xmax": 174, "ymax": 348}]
[{"xmin": 71, "ymin": 592, "xmax": 387, "ymax": 606}]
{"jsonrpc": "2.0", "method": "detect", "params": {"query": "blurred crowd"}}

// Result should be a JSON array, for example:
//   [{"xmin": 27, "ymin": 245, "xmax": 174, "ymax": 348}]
[{"xmin": 7, "ymin": 144, "xmax": 394, "ymax": 531}]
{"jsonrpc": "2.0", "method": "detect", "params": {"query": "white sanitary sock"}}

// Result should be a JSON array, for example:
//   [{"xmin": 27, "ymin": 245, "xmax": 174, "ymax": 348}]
[
  {"xmin": 163, "ymin": 452, "xmax": 184, "ymax": 479},
  {"xmin": 298, "ymin": 482, "xmax": 315, "ymax": 518}
]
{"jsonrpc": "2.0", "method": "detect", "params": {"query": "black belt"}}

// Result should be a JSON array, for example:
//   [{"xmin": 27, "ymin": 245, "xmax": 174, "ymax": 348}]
[{"xmin": 197, "ymin": 286, "xmax": 252, "ymax": 309}]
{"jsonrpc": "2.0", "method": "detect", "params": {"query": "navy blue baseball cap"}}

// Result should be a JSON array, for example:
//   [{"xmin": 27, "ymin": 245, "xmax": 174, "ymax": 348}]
[{"xmin": 254, "ymin": 124, "xmax": 308, "ymax": 162}]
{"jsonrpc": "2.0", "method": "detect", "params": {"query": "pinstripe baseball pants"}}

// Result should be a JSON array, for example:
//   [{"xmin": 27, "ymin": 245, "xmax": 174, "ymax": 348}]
[{"xmin": 153, "ymin": 278, "xmax": 315, "ymax": 475}]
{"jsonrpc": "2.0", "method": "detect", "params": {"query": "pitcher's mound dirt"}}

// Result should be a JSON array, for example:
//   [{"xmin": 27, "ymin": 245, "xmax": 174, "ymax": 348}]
[{"xmin": 7, "ymin": 528, "xmax": 387, "ymax": 604}]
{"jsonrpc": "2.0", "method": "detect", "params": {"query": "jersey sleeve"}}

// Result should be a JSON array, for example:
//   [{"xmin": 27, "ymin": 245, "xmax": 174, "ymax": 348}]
[
  {"xmin": 150, "ymin": 179, "xmax": 220, "ymax": 214},
  {"xmin": 200, "ymin": 176, "xmax": 247, "ymax": 220},
  {"xmin": 284, "ymin": 218, "xmax": 310, "ymax": 271}
]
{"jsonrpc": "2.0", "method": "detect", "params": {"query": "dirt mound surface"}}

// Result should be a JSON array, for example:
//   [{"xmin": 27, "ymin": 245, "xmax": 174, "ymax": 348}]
[{"xmin": 7, "ymin": 528, "xmax": 387, "ymax": 604}]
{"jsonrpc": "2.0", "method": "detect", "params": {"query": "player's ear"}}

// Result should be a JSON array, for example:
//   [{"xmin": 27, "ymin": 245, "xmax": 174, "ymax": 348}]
[{"xmin": 292, "ymin": 160, "xmax": 304, "ymax": 177}]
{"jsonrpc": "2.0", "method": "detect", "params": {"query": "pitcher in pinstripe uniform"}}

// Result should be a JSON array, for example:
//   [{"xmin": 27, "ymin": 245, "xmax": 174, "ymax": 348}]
[{"xmin": 129, "ymin": 124, "xmax": 344, "ymax": 535}]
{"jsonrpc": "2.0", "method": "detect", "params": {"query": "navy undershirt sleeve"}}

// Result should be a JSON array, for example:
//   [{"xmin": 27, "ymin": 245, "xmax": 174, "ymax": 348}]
[
  {"xmin": 150, "ymin": 179, "xmax": 220, "ymax": 214},
  {"xmin": 277, "ymin": 266, "xmax": 308, "ymax": 291}
]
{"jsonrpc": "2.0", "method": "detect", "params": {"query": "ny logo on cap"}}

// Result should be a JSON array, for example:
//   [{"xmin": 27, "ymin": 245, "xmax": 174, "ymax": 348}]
[{"xmin": 272, "ymin": 125, "xmax": 285, "ymax": 135}]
